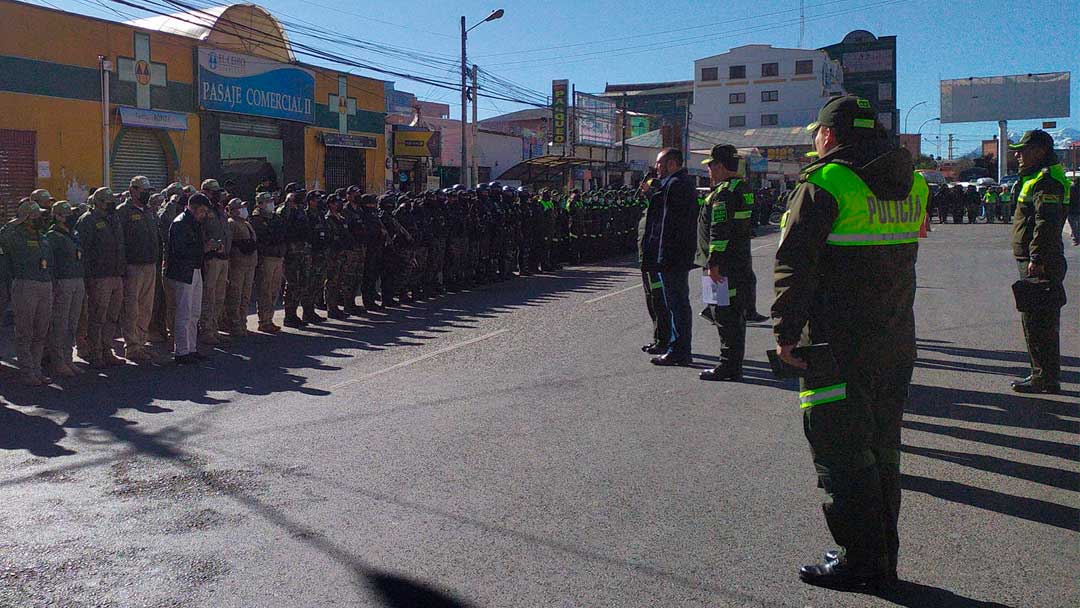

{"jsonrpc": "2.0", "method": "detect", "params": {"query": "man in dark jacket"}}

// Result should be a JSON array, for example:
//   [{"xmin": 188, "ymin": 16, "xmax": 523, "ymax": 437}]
[
  {"xmin": 643, "ymin": 148, "xmax": 698, "ymax": 366},
  {"xmin": 116, "ymin": 175, "xmax": 160, "ymax": 362},
  {"xmin": 637, "ymin": 174, "xmax": 670, "ymax": 355},
  {"xmin": 165, "ymin": 193, "xmax": 211, "ymax": 364},
  {"xmin": 773, "ymin": 96, "xmax": 927, "ymax": 589}
]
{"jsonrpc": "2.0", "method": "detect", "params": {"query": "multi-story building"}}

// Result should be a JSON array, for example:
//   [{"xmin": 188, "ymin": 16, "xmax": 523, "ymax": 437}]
[{"xmin": 690, "ymin": 44, "xmax": 844, "ymax": 132}]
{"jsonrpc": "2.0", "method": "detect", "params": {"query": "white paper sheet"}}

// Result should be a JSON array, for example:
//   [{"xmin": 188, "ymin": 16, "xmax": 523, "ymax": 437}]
[{"xmin": 701, "ymin": 274, "xmax": 730, "ymax": 307}]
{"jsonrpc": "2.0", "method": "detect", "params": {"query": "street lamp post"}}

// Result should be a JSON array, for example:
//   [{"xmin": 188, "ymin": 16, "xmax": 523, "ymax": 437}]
[
  {"xmin": 460, "ymin": 9, "xmax": 504, "ymax": 188},
  {"xmin": 917, "ymin": 117, "xmax": 940, "ymax": 162},
  {"xmin": 904, "ymin": 100, "xmax": 928, "ymax": 134}
]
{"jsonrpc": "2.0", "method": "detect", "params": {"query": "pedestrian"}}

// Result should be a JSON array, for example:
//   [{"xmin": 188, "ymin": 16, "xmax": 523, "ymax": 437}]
[
  {"xmin": 250, "ymin": 191, "xmax": 285, "ymax": 333},
  {"xmin": 773, "ymin": 95, "xmax": 927, "ymax": 589},
  {"xmin": 1008, "ymin": 129, "xmax": 1069, "ymax": 394},
  {"xmin": 76, "ymin": 187, "xmax": 126, "ymax": 368},
  {"xmin": 1066, "ymin": 178, "xmax": 1079, "ymax": 246},
  {"xmin": 224, "ymin": 198, "xmax": 257, "ymax": 336},
  {"xmin": 697, "ymin": 145, "xmax": 749, "ymax": 381},
  {"xmin": 116, "ymin": 175, "xmax": 160, "ymax": 362},
  {"xmin": 280, "ymin": 190, "xmax": 311, "ymax": 328},
  {"xmin": 1, "ymin": 198, "xmax": 54, "ymax": 385},
  {"xmin": 642, "ymin": 148, "xmax": 697, "ymax": 367},
  {"xmin": 45, "ymin": 201, "xmax": 85, "ymax": 378},
  {"xmin": 165, "ymin": 193, "xmax": 211, "ymax": 365},
  {"xmin": 198, "ymin": 179, "xmax": 231, "ymax": 345},
  {"xmin": 157, "ymin": 184, "xmax": 188, "ymax": 347},
  {"xmin": 637, "ymin": 172, "xmax": 670, "ymax": 356}
]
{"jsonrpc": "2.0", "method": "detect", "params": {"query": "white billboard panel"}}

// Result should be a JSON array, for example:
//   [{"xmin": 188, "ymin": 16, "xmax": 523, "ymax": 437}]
[
  {"xmin": 940, "ymin": 72, "xmax": 1070, "ymax": 124},
  {"xmin": 574, "ymin": 92, "xmax": 617, "ymax": 147}
]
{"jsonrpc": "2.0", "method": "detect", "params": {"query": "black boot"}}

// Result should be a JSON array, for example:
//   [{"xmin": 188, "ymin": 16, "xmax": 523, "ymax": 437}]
[
  {"xmin": 699, "ymin": 366, "xmax": 742, "ymax": 382},
  {"xmin": 302, "ymin": 309, "xmax": 325, "ymax": 324},
  {"xmin": 799, "ymin": 559, "xmax": 895, "ymax": 590},
  {"xmin": 283, "ymin": 311, "xmax": 306, "ymax": 328}
]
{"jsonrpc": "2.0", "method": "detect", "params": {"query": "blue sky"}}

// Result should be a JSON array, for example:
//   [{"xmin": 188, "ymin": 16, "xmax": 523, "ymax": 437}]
[{"xmin": 29, "ymin": 0, "xmax": 1080, "ymax": 155}]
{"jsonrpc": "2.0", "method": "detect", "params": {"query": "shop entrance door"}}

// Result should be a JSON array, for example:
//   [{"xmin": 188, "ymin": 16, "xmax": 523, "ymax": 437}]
[{"xmin": 324, "ymin": 146, "xmax": 365, "ymax": 192}]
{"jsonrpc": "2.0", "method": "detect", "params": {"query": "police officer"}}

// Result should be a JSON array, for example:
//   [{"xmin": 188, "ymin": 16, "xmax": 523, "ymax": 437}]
[
  {"xmin": 697, "ymin": 145, "xmax": 749, "ymax": 381},
  {"xmin": 77, "ymin": 187, "xmax": 126, "ymax": 368},
  {"xmin": 45, "ymin": 201, "xmax": 85, "ymax": 377},
  {"xmin": 224, "ymin": 198, "xmax": 257, "ymax": 336},
  {"xmin": 1, "ymin": 199, "xmax": 54, "ymax": 384},
  {"xmin": 116, "ymin": 176, "xmax": 160, "ymax": 362},
  {"xmin": 250, "ymin": 192, "xmax": 285, "ymax": 333},
  {"xmin": 1008, "ymin": 129, "xmax": 1069, "ymax": 394},
  {"xmin": 358, "ymin": 194, "xmax": 388, "ymax": 312},
  {"xmin": 323, "ymin": 194, "xmax": 354, "ymax": 320},
  {"xmin": 341, "ymin": 186, "xmax": 368, "ymax": 316},
  {"xmin": 773, "ymin": 96, "xmax": 927, "ymax": 588},
  {"xmin": 199, "ymin": 179, "xmax": 231, "ymax": 345},
  {"xmin": 280, "ymin": 190, "xmax": 311, "ymax": 328}
]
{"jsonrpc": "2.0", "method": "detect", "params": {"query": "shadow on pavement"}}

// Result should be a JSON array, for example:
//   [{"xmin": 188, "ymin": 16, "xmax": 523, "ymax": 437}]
[
  {"xmin": 907, "ymin": 384, "xmax": 1077, "ymax": 434},
  {"xmin": 902, "ymin": 420, "xmax": 1078, "ymax": 462},
  {"xmin": 900, "ymin": 444, "xmax": 1079, "ymax": 491},
  {"xmin": 900, "ymin": 473, "xmax": 1078, "ymax": 532},
  {"xmin": 0, "ymin": 406, "xmax": 74, "ymax": 457},
  {"xmin": 869, "ymin": 579, "xmax": 1017, "ymax": 608},
  {"xmin": 366, "ymin": 572, "xmax": 476, "ymax": 608}
]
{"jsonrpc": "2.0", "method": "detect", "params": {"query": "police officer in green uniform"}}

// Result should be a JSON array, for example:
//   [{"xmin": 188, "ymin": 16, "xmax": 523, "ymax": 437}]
[
  {"xmin": 1008, "ymin": 129, "xmax": 1069, "ymax": 394},
  {"xmin": 1, "ymin": 199, "xmax": 54, "ymax": 385},
  {"xmin": 773, "ymin": 96, "xmax": 927, "ymax": 589},
  {"xmin": 697, "ymin": 145, "xmax": 749, "ymax": 381}
]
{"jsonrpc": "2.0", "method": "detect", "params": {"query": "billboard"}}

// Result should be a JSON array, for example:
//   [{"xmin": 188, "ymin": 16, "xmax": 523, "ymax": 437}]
[
  {"xmin": 551, "ymin": 80, "xmax": 569, "ymax": 145},
  {"xmin": 198, "ymin": 48, "xmax": 315, "ymax": 123},
  {"xmin": 575, "ymin": 92, "xmax": 617, "ymax": 147},
  {"xmin": 940, "ymin": 72, "xmax": 1071, "ymax": 123}
]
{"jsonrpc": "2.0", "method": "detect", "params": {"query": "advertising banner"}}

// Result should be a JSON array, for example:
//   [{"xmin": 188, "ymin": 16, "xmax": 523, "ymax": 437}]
[
  {"xmin": 575, "ymin": 92, "xmax": 617, "ymax": 147},
  {"xmin": 198, "ymin": 47, "xmax": 315, "ymax": 123},
  {"xmin": 552, "ymin": 80, "xmax": 569, "ymax": 145},
  {"xmin": 118, "ymin": 107, "xmax": 188, "ymax": 131},
  {"xmin": 393, "ymin": 127, "xmax": 439, "ymax": 157}
]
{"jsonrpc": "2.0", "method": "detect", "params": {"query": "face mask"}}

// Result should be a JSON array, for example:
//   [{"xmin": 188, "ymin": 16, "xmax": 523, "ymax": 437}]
[
  {"xmin": 138, "ymin": 191, "xmax": 151, "ymax": 205},
  {"xmin": 263, "ymin": 202, "xmax": 275, "ymax": 214},
  {"xmin": 239, "ymin": 207, "xmax": 249, "ymax": 220}
]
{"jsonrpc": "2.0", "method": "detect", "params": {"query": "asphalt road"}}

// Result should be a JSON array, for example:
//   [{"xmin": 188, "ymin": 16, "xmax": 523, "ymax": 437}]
[{"xmin": 1, "ymin": 224, "xmax": 1077, "ymax": 608}]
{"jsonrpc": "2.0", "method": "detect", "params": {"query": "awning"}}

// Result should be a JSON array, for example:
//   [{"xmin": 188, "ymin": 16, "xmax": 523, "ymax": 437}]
[{"xmin": 496, "ymin": 155, "xmax": 598, "ymax": 183}]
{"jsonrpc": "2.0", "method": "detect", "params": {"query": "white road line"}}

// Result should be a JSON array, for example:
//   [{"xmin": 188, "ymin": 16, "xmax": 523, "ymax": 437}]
[
  {"xmin": 584, "ymin": 283, "xmax": 641, "ymax": 305},
  {"xmin": 329, "ymin": 329, "xmax": 509, "ymax": 391}
]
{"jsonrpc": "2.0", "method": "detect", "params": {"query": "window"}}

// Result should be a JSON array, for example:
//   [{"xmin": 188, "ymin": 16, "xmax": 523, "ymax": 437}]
[
  {"xmin": 701, "ymin": 67, "xmax": 718, "ymax": 82},
  {"xmin": 729, "ymin": 115, "xmax": 746, "ymax": 128},
  {"xmin": 729, "ymin": 65, "xmax": 746, "ymax": 79},
  {"xmin": 761, "ymin": 90, "xmax": 779, "ymax": 102},
  {"xmin": 761, "ymin": 62, "xmax": 779, "ymax": 77},
  {"xmin": 761, "ymin": 114, "xmax": 779, "ymax": 126},
  {"xmin": 795, "ymin": 59, "xmax": 814, "ymax": 74},
  {"xmin": 729, "ymin": 92, "xmax": 746, "ymax": 104}
]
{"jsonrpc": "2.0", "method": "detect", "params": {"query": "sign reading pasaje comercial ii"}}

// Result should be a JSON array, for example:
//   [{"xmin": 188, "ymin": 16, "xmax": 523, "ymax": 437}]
[
  {"xmin": 551, "ymin": 80, "xmax": 569, "ymax": 146},
  {"xmin": 198, "ymin": 47, "xmax": 315, "ymax": 123}
]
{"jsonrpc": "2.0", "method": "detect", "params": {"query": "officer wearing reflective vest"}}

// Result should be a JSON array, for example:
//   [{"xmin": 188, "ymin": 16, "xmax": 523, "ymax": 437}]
[
  {"xmin": 697, "ymin": 144, "xmax": 750, "ymax": 381},
  {"xmin": 1008, "ymin": 129, "xmax": 1070, "ymax": 394},
  {"xmin": 772, "ymin": 95, "xmax": 927, "ymax": 589}
]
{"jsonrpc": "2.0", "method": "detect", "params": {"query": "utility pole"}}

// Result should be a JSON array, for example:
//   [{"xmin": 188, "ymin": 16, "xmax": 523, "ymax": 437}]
[
  {"xmin": 460, "ymin": 16, "xmax": 468, "ymax": 188},
  {"xmin": 99, "ymin": 55, "xmax": 111, "ymax": 186},
  {"xmin": 471, "ymin": 64, "xmax": 479, "ymax": 187},
  {"xmin": 798, "ymin": 0, "xmax": 805, "ymax": 48},
  {"xmin": 621, "ymin": 92, "xmax": 628, "ymax": 166},
  {"xmin": 947, "ymin": 133, "xmax": 954, "ymax": 160}
]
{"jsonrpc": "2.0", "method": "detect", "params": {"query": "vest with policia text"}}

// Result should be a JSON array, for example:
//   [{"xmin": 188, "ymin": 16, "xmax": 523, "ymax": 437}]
[
  {"xmin": 806, "ymin": 163, "xmax": 928, "ymax": 246},
  {"xmin": 1017, "ymin": 163, "xmax": 1071, "ymax": 206}
]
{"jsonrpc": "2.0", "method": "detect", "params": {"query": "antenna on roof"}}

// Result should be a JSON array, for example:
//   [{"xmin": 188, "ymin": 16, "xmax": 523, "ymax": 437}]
[{"xmin": 798, "ymin": 0, "xmax": 805, "ymax": 47}]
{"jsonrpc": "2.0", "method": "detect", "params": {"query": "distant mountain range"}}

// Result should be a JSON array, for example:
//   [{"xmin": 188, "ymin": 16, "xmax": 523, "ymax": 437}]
[{"xmin": 959, "ymin": 127, "xmax": 1078, "ymax": 158}]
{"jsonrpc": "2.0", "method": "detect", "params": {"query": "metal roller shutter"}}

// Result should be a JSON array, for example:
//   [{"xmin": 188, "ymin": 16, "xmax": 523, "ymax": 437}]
[
  {"xmin": 0, "ymin": 129, "xmax": 36, "ymax": 222},
  {"xmin": 111, "ymin": 128, "xmax": 169, "ymax": 193},
  {"xmin": 220, "ymin": 115, "xmax": 281, "ymax": 138}
]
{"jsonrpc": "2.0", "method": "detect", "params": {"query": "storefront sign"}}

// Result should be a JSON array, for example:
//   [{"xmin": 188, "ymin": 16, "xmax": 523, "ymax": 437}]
[
  {"xmin": 393, "ymin": 128, "xmax": 438, "ymax": 157},
  {"xmin": 552, "ymin": 80, "xmax": 569, "ymax": 145},
  {"xmin": 323, "ymin": 132, "xmax": 377, "ymax": 149},
  {"xmin": 198, "ymin": 48, "xmax": 315, "ymax": 123},
  {"xmin": 118, "ymin": 106, "xmax": 189, "ymax": 131}
]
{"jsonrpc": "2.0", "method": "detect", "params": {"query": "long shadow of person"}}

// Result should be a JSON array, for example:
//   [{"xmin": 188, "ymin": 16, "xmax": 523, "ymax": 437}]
[
  {"xmin": 0, "ymin": 405, "xmax": 74, "ymax": 457},
  {"xmin": 364, "ymin": 571, "xmax": 476, "ymax": 608},
  {"xmin": 867, "ymin": 579, "xmax": 1017, "ymax": 608}
]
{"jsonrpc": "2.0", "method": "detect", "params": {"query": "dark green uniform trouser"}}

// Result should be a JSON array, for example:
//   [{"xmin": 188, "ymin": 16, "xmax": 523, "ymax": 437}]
[
  {"xmin": 802, "ymin": 362, "xmax": 912, "ymax": 574},
  {"xmin": 641, "ymin": 270, "xmax": 671, "ymax": 348},
  {"xmin": 1017, "ymin": 259, "xmax": 1065, "ymax": 384},
  {"xmin": 711, "ymin": 274, "xmax": 745, "ymax": 370}
]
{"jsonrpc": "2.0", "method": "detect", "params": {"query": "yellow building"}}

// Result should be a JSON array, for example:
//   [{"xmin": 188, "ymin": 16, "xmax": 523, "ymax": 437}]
[{"xmin": 0, "ymin": 0, "xmax": 386, "ymax": 218}]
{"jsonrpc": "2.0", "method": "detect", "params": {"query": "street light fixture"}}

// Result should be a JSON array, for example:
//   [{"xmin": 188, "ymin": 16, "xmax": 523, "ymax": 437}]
[
  {"xmin": 461, "ymin": 9, "xmax": 505, "ymax": 188},
  {"xmin": 904, "ymin": 100, "xmax": 928, "ymax": 134},
  {"xmin": 917, "ymin": 117, "xmax": 940, "ymax": 137}
]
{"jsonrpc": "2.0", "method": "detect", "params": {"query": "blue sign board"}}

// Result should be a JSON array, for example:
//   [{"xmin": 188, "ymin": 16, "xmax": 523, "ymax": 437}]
[{"xmin": 198, "ymin": 47, "xmax": 315, "ymax": 124}]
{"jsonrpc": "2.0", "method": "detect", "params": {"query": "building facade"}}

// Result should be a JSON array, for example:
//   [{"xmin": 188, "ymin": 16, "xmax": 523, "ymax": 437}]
[
  {"xmin": 0, "ymin": 0, "xmax": 385, "ymax": 216},
  {"xmin": 690, "ymin": 45, "xmax": 844, "ymax": 133},
  {"xmin": 820, "ymin": 30, "xmax": 898, "ymax": 138}
]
